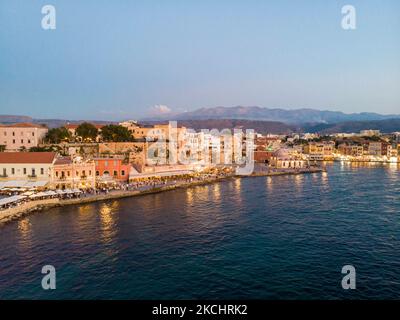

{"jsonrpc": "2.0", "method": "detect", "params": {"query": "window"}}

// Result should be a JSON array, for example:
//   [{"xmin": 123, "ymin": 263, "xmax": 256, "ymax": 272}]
[
  {"xmin": 113, "ymin": 170, "xmax": 117, "ymax": 176},
  {"xmin": 2, "ymin": 168, "xmax": 6, "ymax": 176},
  {"xmin": 11, "ymin": 168, "xmax": 15, "ymax": 175},
  {"xmin": 89, "ymin": 170, "xmax": 92, "ymax": 176},
  {"xmin": 56, "ymin": 171, "xmax": 59, "ymax": 177},
  {"xmin": 76, "ymin": 171, "xmax": 79, "ymax": 176},
  {"xmin": 82, "ymin": 170, "xmax": 86, "ymax": 176},
  {"xmin": 121, "ymin": 170, "xmax": 125, "ymax": 176},
  {"xmin": 41, "ymin": 168, "xmax": 44, "ymax": 175},
  {"xmin": 96, "ymin": 171, "xmax": 99, "ymax": 176},
  {"xmin": 13, "ymin": 139, "xmax": 15, "ymax": 144},
  {"xmin": 28, "ymin": 140, "xmax": 31, "ymax": 144},
  {"xmin": 3, "ymin": 132, "xmax": 6, "ymax": 136},
  {"xmin": 31, "ymin": 168, "xmax": 35, "ymax": 176},
  {"xmin": 67, "ymin": 171, "xmax": 70, "ymax": 176},
  {"xmin": 23, "ymin": 168, "xmax": 27, "ymax": 175},
  {"xmin": 12, "ymin": 132, "xmax": 15, "ymax": 136},
  {"xmin": 32, "ymin": 132, "xmax": 35, "ymax": 136},
  {"xmin": 21, "ymin": 139, "xmax": 23, "ymax": 143}
]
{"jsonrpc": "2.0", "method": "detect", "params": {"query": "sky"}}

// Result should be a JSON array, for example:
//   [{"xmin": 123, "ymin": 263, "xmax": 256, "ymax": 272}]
[{"xmin": 0, "ymin": 0, "xmax": 399, "ymax": 120}]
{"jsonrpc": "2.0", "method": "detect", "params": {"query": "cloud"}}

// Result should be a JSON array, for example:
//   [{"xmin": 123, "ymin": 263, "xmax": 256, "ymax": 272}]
[{"xmin": 149, "ymin": 104, "xmax": 172, "ymax": 115}]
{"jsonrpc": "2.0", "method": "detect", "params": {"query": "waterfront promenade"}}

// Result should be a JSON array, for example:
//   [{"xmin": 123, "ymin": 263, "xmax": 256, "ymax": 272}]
[{"xmin": 0, "ymin": 167, "xmax": 323, "ymax": 224}]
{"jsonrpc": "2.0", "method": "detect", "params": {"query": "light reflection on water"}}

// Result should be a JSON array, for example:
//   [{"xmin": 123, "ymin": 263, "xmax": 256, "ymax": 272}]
[
  {"xmin": 17, "ymin": 218, "xmax": 32, "ymax": 252},
  {"xmin": 0, "ymin": 162, "xmax": 400, "ymax": 299}
]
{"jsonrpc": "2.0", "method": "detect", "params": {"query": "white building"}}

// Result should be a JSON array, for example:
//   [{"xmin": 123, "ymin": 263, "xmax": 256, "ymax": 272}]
[
  {"xmin": 360, "ymin": 130, "xmax": 381, "ymax": 137},
  {"xmin": 0, "ymin": 123, "xmax": 48, "ymax": 151},
  {"xmin": 0, "ymin": 152, "xmax": 56, "ymax": 189}
]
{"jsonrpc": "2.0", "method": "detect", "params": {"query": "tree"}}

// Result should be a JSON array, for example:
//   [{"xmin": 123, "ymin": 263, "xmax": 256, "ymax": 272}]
[
  {"xmin": 45, "ymin": 127, "xmax": 71, "ymax": 143},
  {"xmin": 76, "ymin": 122, "xmax": 98, "ymax": 141},
  {"xmin": 100, "ymin": 124, "xmax": 133, "ymax": 142}
]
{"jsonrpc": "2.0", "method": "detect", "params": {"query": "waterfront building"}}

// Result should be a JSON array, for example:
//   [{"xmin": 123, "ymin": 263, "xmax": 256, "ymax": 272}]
[
  {"xmin": 338, "ymin": 144, "xmax": 364, "ymax": 157},
  {"xmin": 383, "ymin": 143, "xmax": 392, "ymax": 158},
  {"xmin": 390, "ymin": 145, "xmax": 398, "ymax": 158},
  {"xmin": 51, "ymin": 156, "xmax": 96, "ymax": 189},
  {"xmin": 0, "ymin": 123, "xmax": 48, "ymax": 151},
  {"xmin": 129, "ymin": 163, "xmax": 198, "ymax": 181},
  {"xmin": 304, "ymin": 141, "xmax": 335, "ymax": 160},
  {"xmin": 253, "ymin": 136, "xmax": 281, "ymax": 163},
  {"xmin": 367, "ymin": 142, "xmax": 383, "ymax": 156},
  {"xmin": 270, "ymin": 148, "xmax": 307, "ymax": 169},
  {"xmin": 179, "ymin": 131, "xmax": 206, "ymax": 164},
  {"xmin": 94, "ymin": 157, "xmax": 131, "ymax": 184},
  {"xmin": 0, "ymin": 152, "xmax": 56, "ymax": 188}
]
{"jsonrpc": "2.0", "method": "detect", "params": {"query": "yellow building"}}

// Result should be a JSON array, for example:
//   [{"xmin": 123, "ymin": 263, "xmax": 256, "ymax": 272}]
[{"xmin": 304, "ymin": 141, "xmax": 335, "ymax": 160}]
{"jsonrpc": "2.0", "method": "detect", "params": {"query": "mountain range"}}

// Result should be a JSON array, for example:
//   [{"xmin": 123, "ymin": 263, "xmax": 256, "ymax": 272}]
[
  {"xmin": 1, "ymin": 105, "xmax": 400, "ymax": 134},
  {"xmin": 143, "ymin": 106, "xmax": 400, "ymax": 124}
]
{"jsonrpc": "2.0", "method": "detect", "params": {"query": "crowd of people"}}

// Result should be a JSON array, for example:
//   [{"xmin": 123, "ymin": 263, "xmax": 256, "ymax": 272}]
[{"xmin": 0, "ymin": 169, "xmax": 236, "ymax": 212}]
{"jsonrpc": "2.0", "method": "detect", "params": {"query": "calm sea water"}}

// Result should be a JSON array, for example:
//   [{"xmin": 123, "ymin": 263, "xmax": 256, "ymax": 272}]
[{"xmin": 0, "ymin": 162, "xmax": 399, "ymax": 299}]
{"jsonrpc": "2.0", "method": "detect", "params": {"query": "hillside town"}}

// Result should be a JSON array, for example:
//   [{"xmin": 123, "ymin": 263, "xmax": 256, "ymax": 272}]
[{"xmin": 0, "ymin": 120, "xmax": 399, "ymax": 213}]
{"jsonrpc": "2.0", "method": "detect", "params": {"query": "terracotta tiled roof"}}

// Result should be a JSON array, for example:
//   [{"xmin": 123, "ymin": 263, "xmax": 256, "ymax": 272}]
[
  {"xmin": 0, "ymin": 152, "xmax": 56, "ymax": 164},
  {"xmin": 0, "ymin": 122, "xmax": 46, "ymax": 128},
  {"xmin": 54, "ymin": 157, "xmax": 72, "ymax": 165}
]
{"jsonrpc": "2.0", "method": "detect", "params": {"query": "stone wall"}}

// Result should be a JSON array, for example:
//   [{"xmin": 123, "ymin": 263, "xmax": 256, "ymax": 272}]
[{"xmin": 0, "ymin": 198, "xmax": 60, "ymax": 223}]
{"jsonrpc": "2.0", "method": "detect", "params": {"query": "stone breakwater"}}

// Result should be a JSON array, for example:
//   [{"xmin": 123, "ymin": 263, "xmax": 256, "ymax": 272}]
[{"xmin": 0, "ymin": 168, "xmax": 324, "ymax": 225}]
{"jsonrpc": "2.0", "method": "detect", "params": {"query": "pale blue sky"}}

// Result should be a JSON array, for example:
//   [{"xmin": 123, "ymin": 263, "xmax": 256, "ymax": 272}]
[{"xmin": 0, "ymin": 0, "xmax": 399, "ymax": 120}]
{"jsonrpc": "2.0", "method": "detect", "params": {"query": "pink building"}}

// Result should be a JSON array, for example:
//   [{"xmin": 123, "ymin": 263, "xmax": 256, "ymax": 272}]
[
  {"xmin": 0, "ymin": 123, "xmax": 48, "ymax": 151},
  {"xmin": 51, "ymin": 156, "xmax": 96, "ymax": 189}
]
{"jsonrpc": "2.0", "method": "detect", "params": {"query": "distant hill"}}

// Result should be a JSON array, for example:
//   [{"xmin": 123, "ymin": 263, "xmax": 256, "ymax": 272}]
[
  {"xmin": 0, "ymin": 115, "xmax": 33, "ymax": 123},
  {"xmin": 143, "ymin": 119, "xmax": 299, "ymax": 134},
  {"xmin": 1, "ymin": 114, "xmax": 400, "ymax": 134},
  {"xmin": 143, "ymin": 106, "xmax": 400, "ymax": 124},
  {"xmin": 304, "ymin": 119, "xmax": 400, "ymax": 134},
  {"xmin": 0, "ymin": 115, "xmax": 115, "ymax": 128}
]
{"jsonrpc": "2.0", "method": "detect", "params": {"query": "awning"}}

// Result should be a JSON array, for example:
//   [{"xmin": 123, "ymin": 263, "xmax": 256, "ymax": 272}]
[
  {"xmin": 1, "ymin": 180, "xmax": 27, "ymax": 188},
  {"xmin": 29, "ymin": 192, "xmax": 47, "ymax": 198},
  {"xmin": 0, "ymin": 195, "xmax": 27, "ymax": 206},
  {"xmin": 0, "ymin": 180, "xmax": 49, "ymax": 189},
  {"xmin": 24, "ymin": 181, "xmax": 49, "ymax": 188}
]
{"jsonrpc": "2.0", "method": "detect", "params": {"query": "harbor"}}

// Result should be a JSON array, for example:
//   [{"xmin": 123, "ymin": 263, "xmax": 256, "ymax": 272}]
[{"xmin": 0, "ymin": 166, "xmax": 324, "ymax": 224}]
